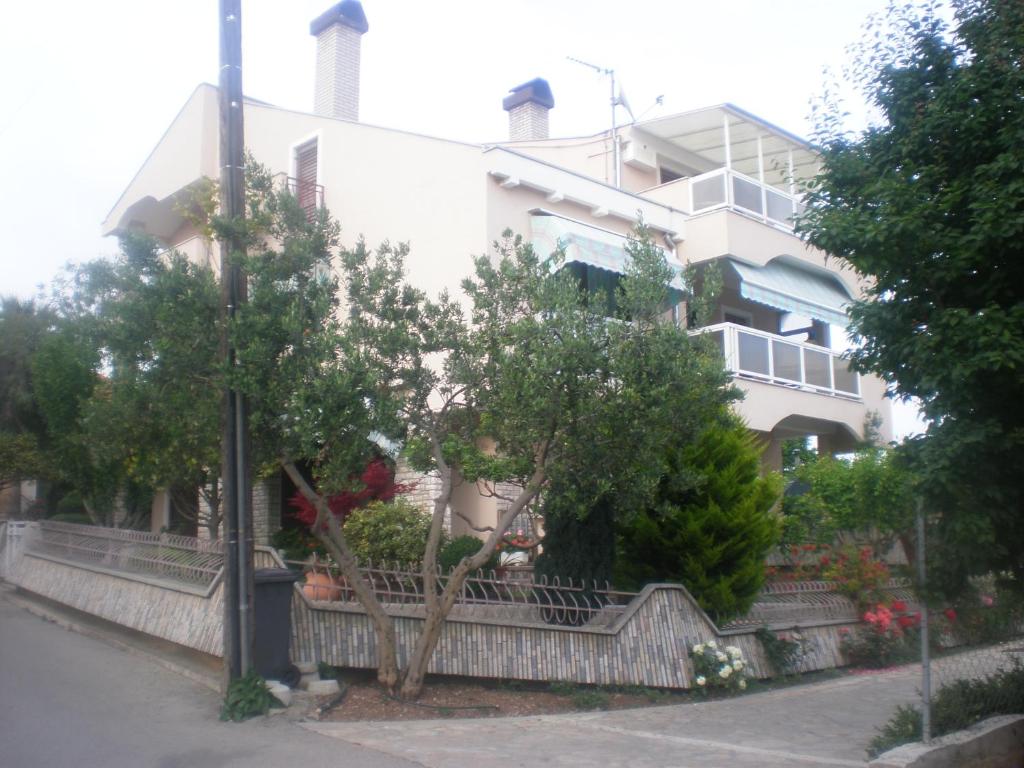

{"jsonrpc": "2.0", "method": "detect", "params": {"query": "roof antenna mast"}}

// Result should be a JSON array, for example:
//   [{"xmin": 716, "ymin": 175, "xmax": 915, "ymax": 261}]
[{"xmin": 567, "ymin": 56, "xmax": 630, "ymax": 188}]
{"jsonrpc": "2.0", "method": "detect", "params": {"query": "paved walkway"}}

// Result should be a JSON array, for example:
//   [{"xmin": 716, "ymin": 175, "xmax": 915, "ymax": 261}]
[{"xmin": 305, "ymin": 669, "xmax": 924, "ymax": 767}]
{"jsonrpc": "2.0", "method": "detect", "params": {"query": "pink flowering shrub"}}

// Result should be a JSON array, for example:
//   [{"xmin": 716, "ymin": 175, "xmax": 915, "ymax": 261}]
[{"xmin": 841, "ymin": 601, "xmax": 921, "ymax": 668}]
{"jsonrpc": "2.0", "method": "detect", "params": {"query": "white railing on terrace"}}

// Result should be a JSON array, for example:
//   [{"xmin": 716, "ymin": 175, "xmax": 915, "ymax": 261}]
[
  {"xmin": 688, "ymin": 167, "xmax": 805, "ymax": 229},
  {"xmin": 701, "ymin": 322, "xmax": 860, "ymax": 399}
]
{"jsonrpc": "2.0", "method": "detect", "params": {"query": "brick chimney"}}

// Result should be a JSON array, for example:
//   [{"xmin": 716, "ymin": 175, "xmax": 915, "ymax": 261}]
[
  {"xmin": 310, "ymin": 1, "xmax": 369, "ymax": 121},
  {"xmin": 503, "ymin": 78, "xmax": 555, "ymax": 141}
]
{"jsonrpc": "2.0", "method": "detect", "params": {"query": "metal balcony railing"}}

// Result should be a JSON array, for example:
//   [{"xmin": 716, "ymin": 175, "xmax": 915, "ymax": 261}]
[
  {"xmin": 272, "ymin": 173, "xmax": 325, "ymax": 220},
  {"xmin": 701, "ymin": 322, "xmax": 861, "ymax": 399}
]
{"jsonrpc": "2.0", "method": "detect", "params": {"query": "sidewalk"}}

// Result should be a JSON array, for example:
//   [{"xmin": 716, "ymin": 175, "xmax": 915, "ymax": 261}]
[{"xmin": 304, "ymin": 668, "xmax": 926, "ymax": 767}]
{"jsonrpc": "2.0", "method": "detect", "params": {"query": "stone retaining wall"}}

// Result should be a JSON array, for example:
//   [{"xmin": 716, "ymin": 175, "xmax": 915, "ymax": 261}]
[{"xmin": 1, "ymin": 533, "xmax": 859, "ymax": 690}]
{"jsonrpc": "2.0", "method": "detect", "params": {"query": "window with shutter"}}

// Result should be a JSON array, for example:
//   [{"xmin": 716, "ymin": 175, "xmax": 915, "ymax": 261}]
[{"xmin": 294, "ymin": 140, "xmax": 318, "ymax": 216}]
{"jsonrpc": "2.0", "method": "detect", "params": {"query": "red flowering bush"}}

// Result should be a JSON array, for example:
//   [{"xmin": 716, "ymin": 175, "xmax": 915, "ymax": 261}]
[
  {"xmin": 289, "ymin": 457, "xmax": 414, "ymax": 528},
  {"xmin": 822, "ymin": 546, "xmax": 890, "ymax": 609},
  {"xmin": 841, "ymin": 601, "xmax": 921, "ymax": 668}
]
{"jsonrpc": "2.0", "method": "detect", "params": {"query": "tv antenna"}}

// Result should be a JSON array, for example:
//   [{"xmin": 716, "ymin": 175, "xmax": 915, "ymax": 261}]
[{"xmin": 567, "ymin": 56, "xmax": 633, "ymax": 188}]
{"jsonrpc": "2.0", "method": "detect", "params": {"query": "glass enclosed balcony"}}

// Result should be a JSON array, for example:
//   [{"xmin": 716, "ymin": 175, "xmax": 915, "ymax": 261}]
[
  {"xmin": 689, "ymin": 168, "xmax": 805, "ymax": 228},
  {"xmin": 701, "ymin": 322, "xmax": 860, "ymax": 399}
]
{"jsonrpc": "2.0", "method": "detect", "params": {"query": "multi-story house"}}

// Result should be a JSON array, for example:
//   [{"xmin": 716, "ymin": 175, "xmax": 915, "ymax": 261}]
[{"xmin": 103, "ymin": 1, "xmax": 891, "ymax": 540}]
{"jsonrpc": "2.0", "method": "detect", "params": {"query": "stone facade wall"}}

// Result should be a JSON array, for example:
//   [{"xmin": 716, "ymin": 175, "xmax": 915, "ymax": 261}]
[
  {"xmin": 0, "ymin": 532, "xmax": 857, "ymax": 689},
  {"xmin": 394, "ymin": 458, "xmax": 450, "ymax": 532},
  {"xmin": 7, "ymin": 553, "xmax": 223, "ymax": 657}
]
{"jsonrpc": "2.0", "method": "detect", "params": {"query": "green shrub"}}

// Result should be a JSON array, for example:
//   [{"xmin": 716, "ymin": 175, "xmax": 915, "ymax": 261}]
[
  {"xmin": 755, "ymin": 627, "xmax": 805, "ymax": 676},
  {"xmin": 867, "ymin": 664, "xmax": 1024, "ymax": 757},
  {"xmin": 220, "ymin": 670, "xmax": 279, "ymax": 722},
  {"xmin": 271, "ymin": 527, "xmax": 325, "ymax": 563},
  {"xmin": 438, "ymin": 535, "xmax": 497, "ymax": 572},
  {"xmin": 868, "ymin": 704, "xmax": 922, "ymax": 758},
  {"xmin": 616, "ymin": 420, "xmax": 782, "ymax": 623},
  {"xmin": 342, "ymin": 499, "xmax": 437, "ymax": 565}
]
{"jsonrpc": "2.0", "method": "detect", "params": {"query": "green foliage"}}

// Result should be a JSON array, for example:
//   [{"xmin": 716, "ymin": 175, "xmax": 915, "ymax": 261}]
[
  {"xmin": 799, "ymin": 0, "xmax": 1024, "ymax": 594},
  {"xmin": 341, "ymin": 500, "xmax": 436, "ymax": 565},
  {"xmin": 534, "ymin": 490, "xmax": 617, "ymax": 591},
  {"xmin": 616, "ymin": 419, "xmax": 782, "ymax": 623},
  {"xmin": 754, "ymin": 627, "xmax": 805, "ymax": 676},
  {"xmin": 438, "ymin": 535, "xmax": 497, "ymax": 572},
  {"xmin": 271, "ymin": 527, "xmax": 326, "ymax": 563},
  {"xmin": 533, "ymin": 230, "xmax": 735, "ymax": 593},
  {"xmin": 220, "ymin": 669, "xmax": 279, "ymax": 722},
  {"xmin": 867, "ymin": 664, "xmax": 1024, "ymax": 757},
  {"xmin": 780, "ymin": 447, "xmax": 915, "ymax": 555},
  {"xmin": 867, "ymin": 704, "xmax": 922, "ymax": 758},
  {"xmin": 570, "ymin": 689, "xmax": 610, "ymax": 710}
]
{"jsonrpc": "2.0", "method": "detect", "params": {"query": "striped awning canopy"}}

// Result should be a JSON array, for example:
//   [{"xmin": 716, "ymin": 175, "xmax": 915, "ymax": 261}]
[
  {"xmin": 531, "ymin": 212, "xmax": 687, "ymax": 291},
  {"xmin": 728, "ymin": 258, "xmax": 851, "ymax": 327}
]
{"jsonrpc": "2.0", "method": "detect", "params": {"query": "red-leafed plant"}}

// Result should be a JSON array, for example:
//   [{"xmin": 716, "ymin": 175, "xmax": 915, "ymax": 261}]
[{"xmin": 289, "ymin": 457, "xmax": 415, "ymax": 528}]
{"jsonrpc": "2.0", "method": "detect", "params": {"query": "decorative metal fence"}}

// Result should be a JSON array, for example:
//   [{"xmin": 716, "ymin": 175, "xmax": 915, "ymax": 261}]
[
  {"xmin": 724, "ymin": 578, "xmax": 917, "ymax": 630},
  {"xmin": 25, "ymin": 521, "xmax": 223, "ymax": 589},
  {"xmin": 286, "ymin": 557, "xmax": 637, "ymax": 627}
]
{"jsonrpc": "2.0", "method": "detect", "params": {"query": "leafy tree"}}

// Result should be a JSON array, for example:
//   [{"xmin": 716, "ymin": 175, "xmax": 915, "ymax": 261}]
[
  {"xmin": 0, "ymin": 298, "xmax": 55, "ymax": 494},
  {"xmin": 49, "ymin": 234, "xmax": 223, "ymax": 533},
  {"xmin": 615, "ymin": 418, "xmax": 782, "ymax": 623},
  {"xmin": 780, "ymin": 446, "xmax": 916, "ymax": 558},
  {"xmin": 533, "ymin": 235, "xmax": 735, "ymax": 595},
  {"xmin": 798, "ymin": 0, "xmax": 1024, "ymax": 592},
  {"xmin": 227, "ymin": 161, "xmax": 732, "ymax": 698}
]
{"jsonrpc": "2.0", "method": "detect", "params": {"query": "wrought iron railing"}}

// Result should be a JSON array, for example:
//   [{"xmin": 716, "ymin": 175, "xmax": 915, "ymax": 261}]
[
  {"xmin": 723, "ymin": 578, "xmax": 916, "ymax": 630},
  {"xmin": 271, "ymin": 173, "xmax": 324, "ymax": 220},
  {"xmin": 26, "ymin": 521, "xmax": 223, "ymax": 589},
  {"xmin": 286, "ymin": 557, "xmax": 636, "ymax": 627}
]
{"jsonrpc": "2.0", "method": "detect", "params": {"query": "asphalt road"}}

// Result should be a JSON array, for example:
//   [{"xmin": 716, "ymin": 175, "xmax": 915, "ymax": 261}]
[{"xmin": 0, "ymin": 597, "xmax": 417, "ymax": 768}]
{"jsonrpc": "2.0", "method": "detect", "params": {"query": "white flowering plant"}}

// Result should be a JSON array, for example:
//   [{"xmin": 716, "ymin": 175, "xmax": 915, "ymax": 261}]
[{"xmin": 689, "ymin": 640, "xmax": 748, "ymax": 694}]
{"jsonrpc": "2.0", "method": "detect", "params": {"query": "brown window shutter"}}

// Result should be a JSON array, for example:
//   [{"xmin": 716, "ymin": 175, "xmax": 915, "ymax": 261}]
[{"xmin": 295, "ymin": 141, "xmax": 318, "ymax": 214}]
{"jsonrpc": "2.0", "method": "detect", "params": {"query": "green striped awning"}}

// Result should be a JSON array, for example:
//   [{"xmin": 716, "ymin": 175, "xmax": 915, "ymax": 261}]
[
  {"xmin": 729, "ymin": 258, "xmax": 851, "ymax": 327},
  {"xmin": 531, "ymin": 213, "xmax": 687, "ymax": 291}
]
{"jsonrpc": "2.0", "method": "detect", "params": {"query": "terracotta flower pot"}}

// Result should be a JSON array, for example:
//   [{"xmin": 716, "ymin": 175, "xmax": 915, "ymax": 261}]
[{"xmin": 302, "ymin": 571, "xmax": 341, "ymax": 601}]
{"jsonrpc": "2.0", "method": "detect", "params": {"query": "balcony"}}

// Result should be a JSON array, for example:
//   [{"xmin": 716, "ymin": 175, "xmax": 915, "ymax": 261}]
[
  {"xmin": 688, "ymin": 168, "xmax": 805, "ymax": 229},
  {"xmin": 273, "ymin": 173, "xmax": 324, "ymax": 220},
  {"xmin": 701, "ymin": 322, "xmax": 860, "ymax": 399}
]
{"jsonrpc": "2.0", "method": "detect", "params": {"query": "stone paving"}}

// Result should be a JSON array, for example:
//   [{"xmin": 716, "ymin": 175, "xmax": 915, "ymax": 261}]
[{"xmin": 304, "ymin": 668, "xmax": 925, "ymax": 767}]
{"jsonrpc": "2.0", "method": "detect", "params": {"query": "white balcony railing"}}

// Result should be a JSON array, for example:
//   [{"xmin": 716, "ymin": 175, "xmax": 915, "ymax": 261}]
[
  {"xmin": 688, "ymin": 168, "xmax": 805, "ymax": 229},
  {"xmin": 701, "ymin": 322, "xmax": 860, "ymax": 399}
]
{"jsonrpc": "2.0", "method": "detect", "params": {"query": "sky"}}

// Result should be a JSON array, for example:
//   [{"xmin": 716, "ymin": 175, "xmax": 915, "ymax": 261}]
[{"xmin": 0, "ymin": 0, "xmax": 927, "ymax": 438}]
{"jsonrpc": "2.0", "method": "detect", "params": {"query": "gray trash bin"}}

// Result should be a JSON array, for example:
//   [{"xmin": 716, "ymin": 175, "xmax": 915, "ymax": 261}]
[{"xmin": 253, "ymin": 568, "xmax": 301, "ymax": 687}]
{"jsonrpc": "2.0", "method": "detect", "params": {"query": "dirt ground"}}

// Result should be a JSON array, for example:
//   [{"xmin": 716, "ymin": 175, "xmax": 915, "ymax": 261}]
[{"xmin": 315, "ymin": 670, "xmax": 686, "ymax": 721}]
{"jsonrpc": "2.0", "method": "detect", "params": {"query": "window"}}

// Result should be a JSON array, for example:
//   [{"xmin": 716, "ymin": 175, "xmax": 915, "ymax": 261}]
[
  {"xmin": 723, "ymin": 307, "xmax": 753, "ymax": 327},
  {"xmin": 293, "ymin": 139, "xmax": 319, "ymax": 215}
]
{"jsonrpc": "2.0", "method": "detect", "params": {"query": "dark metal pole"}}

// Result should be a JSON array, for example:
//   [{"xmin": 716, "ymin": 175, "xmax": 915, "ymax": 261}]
[
  {"xmin": 916, "ymin": 498, "xmax": 931, "ymax": 743},
  {"xmin": 218, "ymin": 0, "xmax": 252, "ymax": 683}
]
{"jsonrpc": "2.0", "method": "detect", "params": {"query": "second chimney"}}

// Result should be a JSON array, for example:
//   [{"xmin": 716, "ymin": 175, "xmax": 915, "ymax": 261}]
[
  {"xmin": 311, "ymin": 1, "xmax": 369, "ymax": 121},
  {"xmin": 503, "ymin": 79, "xmax": 555, "ymax": 141}
]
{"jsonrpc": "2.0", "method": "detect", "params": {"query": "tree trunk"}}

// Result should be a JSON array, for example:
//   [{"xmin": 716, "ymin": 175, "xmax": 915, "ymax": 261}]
[
  {"xmin": 280, "ymin": 459, "xmax": 401, "ymax": 690},
  {"xmin": 396, "ymin": 455, "xmax": 548, "ymax": 700}
]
